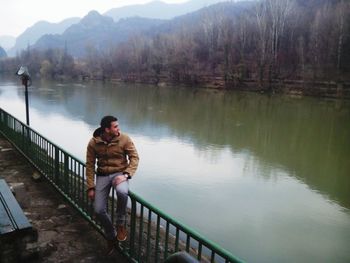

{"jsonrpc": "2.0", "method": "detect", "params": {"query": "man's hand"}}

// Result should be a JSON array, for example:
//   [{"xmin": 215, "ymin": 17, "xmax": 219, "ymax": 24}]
[{"xmin": 88, "ymin": 189, "xmax": 95, "ymax": 200}]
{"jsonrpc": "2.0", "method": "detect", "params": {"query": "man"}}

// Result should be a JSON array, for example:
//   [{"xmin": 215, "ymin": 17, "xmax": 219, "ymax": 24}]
[{"xmin": 86, "ymin": 115, "xmax": 139, "ymax": 255}]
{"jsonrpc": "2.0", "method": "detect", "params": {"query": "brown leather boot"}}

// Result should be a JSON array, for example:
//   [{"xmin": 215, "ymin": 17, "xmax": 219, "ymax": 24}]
[{"xmin": 117, "ymin": 225, "xmax": 127, "ymax": 242}]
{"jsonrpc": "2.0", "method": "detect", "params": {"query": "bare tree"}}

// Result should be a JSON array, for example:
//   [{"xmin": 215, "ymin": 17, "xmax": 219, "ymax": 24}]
[
  {"xmin": 268, "ymin": 0, "xmax": 294, "ymax": 74},
  {"xmin": 297, "ymin": 36, "xmax": 305, "ymax": 80},
  {"xmin": 334, "ymin": 0, "xmax": 350, "ymax": 75},
  {"xmin": 255, "ymin": 1, "xmax": 270, "ymax": 83},
  {"xmin": 309, "ymin": 3, "xmax": 335, "ymax": 79},
  {"xmin": 238, "ymin": 14, "xmax": 248, "ymax": 63},
  {"xmin": 309, "ymin": 9, "xmax": 322, "ymax": 78},
  {"xmin": 85, "ymin": 44, "xmax": 101, "ymax": 79}
]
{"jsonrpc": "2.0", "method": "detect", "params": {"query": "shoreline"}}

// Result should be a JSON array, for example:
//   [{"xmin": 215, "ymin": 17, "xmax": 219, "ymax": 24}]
[
  {"xmin": 79, "ymin": 74, "xmax": 350, "ymax": 100},
  {"xmin": 1, "ymin": 71, "xmax": 349, "ymax": 100}
]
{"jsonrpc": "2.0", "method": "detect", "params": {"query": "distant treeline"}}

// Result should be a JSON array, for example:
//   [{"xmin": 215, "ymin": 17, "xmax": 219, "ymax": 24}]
[{"xmin": 1, "ymin": 0, "xmax": 350, "ymax": 93}]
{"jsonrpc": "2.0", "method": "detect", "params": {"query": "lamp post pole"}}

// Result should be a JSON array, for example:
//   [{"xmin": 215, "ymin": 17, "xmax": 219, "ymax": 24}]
[
  {"xmin": 16, "ymin": 66, "xmax": 31, "ymax": 126},
  {"xmin": 23, "ymin": 77, "xmax": 30, "ymax": 126}
]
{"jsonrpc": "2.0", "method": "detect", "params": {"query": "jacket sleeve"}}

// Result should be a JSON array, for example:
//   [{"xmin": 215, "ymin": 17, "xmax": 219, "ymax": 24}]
[
  {"xmin": 86, "ymin": 139, "xmax": 96, "ymax": 190},
  {"xmin": 124, "ymin": 136, "xmax": 139, "ymax": 177}
]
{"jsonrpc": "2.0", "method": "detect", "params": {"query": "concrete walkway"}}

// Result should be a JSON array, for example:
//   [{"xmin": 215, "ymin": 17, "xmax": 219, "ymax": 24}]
[{"xmin": 0, "ymin": 134, "xmax": 128, "ymax": 263}]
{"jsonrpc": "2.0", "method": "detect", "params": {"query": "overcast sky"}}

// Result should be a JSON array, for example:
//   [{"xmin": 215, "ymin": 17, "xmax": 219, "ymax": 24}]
[{"xmin": 0, "ymin": 0, "xmax": 188, "ymax": 37}]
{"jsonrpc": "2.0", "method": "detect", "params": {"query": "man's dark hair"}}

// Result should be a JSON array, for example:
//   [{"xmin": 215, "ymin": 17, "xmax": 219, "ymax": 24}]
[{"xmin": 100, "ymin": 115, "xmax": 118, "ymax": 130}]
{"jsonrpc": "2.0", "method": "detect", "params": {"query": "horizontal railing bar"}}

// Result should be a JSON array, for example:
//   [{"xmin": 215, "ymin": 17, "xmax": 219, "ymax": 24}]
[
  {"xmin": 128, "ymin": 191, "xmax": 241, "ymax": 262},
  {"xmin": 0, "ymin": 110, "xmax": 85, "ymax": 165}
]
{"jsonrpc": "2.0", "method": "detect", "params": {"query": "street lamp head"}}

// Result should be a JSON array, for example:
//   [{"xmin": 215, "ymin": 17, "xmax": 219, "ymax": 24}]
[
  {"xmin": 16, "ymin": 66, "xmax": 30, "ymax": 76},
  {"xmin": 16, "ymin": 66, "xmax": 32, "ymax": 87}
]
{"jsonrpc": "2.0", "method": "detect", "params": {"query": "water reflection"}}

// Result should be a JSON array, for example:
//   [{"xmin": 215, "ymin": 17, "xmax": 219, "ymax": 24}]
[
  {"xmin": 21, "ymin": 79, "xmax": 350, "ymax": 209},
  {"xmin": 1, "ymin": 76, "xmax": 350, "ymax": 262}
]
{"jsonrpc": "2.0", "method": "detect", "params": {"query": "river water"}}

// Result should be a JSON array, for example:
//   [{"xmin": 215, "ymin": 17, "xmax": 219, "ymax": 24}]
[{"xmin": 0, "ymin": 76, "xmax": 349, "ymax": 263}]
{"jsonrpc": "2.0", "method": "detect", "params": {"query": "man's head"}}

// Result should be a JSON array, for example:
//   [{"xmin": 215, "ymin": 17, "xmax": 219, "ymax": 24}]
[{"xmin": 100, "ymin": 115, "xmax": 120, "ymax": 137}]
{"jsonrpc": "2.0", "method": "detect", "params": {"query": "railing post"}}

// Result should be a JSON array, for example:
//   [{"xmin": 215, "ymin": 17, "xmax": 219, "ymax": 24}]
[
  {"xmin": 4, "ymin": 113, "xmax": 8, "ymax": 134},
  {"xmin": 25, "ymin": 126, "xmax": 31, "ymax": 156},
  {"xmin": 129, "ymin": 197, "xmax": 137, "ymax": 258},
  {"xmin": 64, "ymin": 153, "xmax": 69, "ymax": 193},
  {"xmin": 54, "ymin": 147, "xmax": 60, "ymax": 186},
  {"xmin": 21, "ymin": 125, "xmax": 25, "ymax": 151},
  {"xmin": 0, "ymin": 110, "xmax": 3, "ymax": 131}
]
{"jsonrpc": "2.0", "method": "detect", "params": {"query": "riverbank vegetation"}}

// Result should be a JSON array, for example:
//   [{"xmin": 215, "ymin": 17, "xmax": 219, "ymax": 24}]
[{"xmin": 1, "ymin": 0, "xmax": 349, "ymax": 97}]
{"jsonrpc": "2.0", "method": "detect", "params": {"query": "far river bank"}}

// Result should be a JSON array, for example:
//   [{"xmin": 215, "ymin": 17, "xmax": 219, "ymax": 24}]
[{"xmin": 78, "ymin": 73, "xmax": 350, "ymax": 100}]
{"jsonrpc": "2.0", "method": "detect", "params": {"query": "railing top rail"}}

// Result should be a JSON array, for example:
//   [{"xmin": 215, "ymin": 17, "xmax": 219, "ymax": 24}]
[
  {"xmin": 0, "ymin": 108, "xmax": 85, "ymax": 165},
  {"xmin": 129, "ymin": 191, "xmax": 243, "ymax": 262}
]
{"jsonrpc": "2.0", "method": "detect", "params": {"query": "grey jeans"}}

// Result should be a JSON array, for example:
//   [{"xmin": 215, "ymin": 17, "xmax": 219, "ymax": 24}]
[{"xmin": 94, "ymin": 172, "xmax": 129, "ymax": 240}]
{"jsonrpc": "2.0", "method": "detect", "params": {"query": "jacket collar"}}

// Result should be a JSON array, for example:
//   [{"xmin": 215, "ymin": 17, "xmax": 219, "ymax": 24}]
[{"xmin": 93, "ymin": 127, "xmax": 120, "ymax": 144}]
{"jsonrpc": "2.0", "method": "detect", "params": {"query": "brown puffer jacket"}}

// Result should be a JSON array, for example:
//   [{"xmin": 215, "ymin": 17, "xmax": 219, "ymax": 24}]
[{"xmin": 86, "ymin": 127, "xmax": 139, "ymax": 190}]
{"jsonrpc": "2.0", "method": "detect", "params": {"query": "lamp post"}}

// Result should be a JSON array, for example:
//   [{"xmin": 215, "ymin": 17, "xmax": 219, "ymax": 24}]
[{"xmin": 16, "ymin": 66, "xmax": 32, "ymax": 126}]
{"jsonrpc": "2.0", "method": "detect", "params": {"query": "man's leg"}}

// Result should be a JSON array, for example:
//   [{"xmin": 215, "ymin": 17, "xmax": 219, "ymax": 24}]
[
  {"xmin": 113, "ymin": 176, "xmax": 129, "ymax": 241},
  {"xmin": 94, "ymin": 176, "xmax": 116, "ymax": 241},
  {"xmin": 115, "ymin": 179, "xmax": 129, "ymax": 225}
]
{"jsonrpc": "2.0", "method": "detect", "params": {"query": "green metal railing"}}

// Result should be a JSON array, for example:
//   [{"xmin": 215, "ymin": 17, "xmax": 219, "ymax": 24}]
[{"xmin": 0, "ymin": 108, "xmax": 243, "ymax": 263}]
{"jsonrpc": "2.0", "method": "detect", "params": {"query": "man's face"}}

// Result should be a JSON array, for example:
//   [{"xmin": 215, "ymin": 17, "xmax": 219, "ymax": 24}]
[{"xmin": 106, "ymin": 121, "xmax": 120, "ymax": 137}]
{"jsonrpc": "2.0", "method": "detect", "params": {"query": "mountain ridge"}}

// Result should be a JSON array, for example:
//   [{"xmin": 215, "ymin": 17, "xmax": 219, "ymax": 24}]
[
  {"xmin": 7, "ymin": 17, "xmax": 80, "ymax": 56},
  {"xmin": 31, "ymin": 1, "xmax": 254, "ymax": 58},
  {"xmin": 104, "ymin": 0, "xmax": 227, "ymax": 21},
  {"xmin": 33, "ymin": 12, "xmax": 166, "ymax": 57},
  {"xmin": 4, "ymin": 0, "xmax": 228, "ymax": 57}
]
